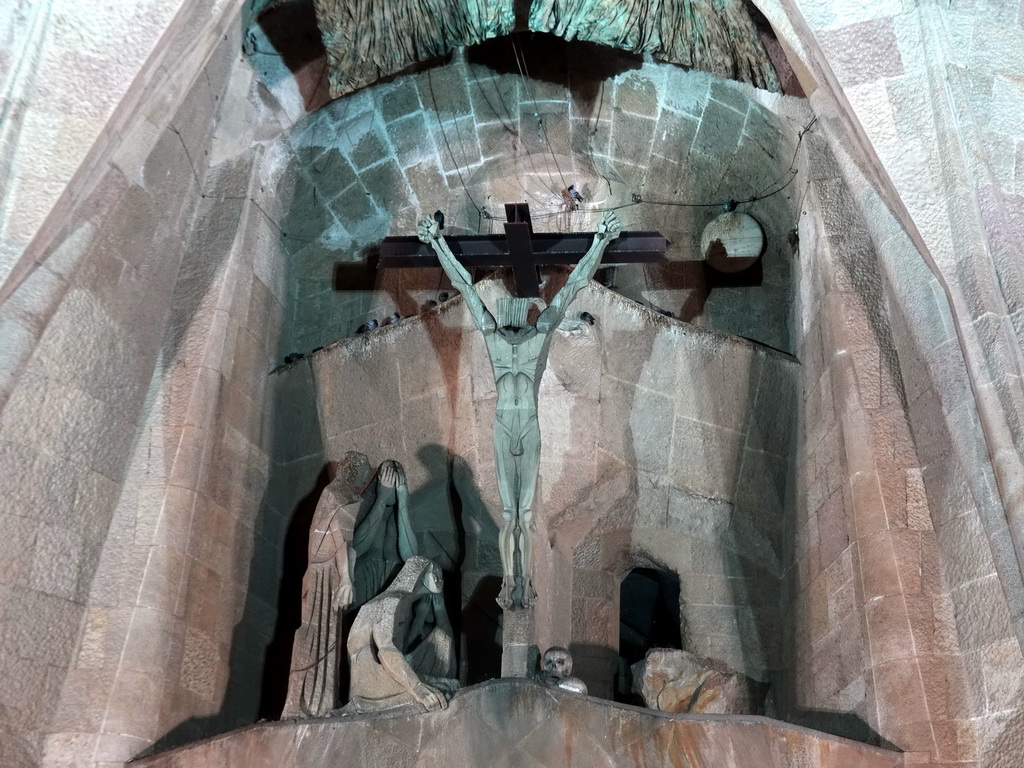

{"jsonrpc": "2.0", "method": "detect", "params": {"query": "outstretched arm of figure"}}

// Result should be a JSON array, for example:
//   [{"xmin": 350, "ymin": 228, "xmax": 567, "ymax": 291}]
[
  {"xmin": 418, "ymin": 216, "xmax": 496, "ymax": 334},
  {"xmin": 537, "ymin": 211, "xmax": 622, "ymax": 331},
  {"xmin": 395, "ymin": 463, "xmax": 418, "ymax": 560}
]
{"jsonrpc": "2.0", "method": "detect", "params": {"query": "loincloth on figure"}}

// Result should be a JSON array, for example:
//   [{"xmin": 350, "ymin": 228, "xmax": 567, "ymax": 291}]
[{"xmin": 492, "ymin": 411, "xmax": 541, "ymax": 458}]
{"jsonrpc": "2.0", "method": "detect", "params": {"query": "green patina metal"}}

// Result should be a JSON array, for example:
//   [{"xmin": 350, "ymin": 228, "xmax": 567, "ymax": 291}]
[{"xmin": 311, "ymin": 0, "xmax": 779, "ymax": 100}]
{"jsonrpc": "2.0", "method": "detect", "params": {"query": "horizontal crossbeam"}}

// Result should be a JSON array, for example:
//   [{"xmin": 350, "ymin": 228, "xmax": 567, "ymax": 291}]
[
  {"xmin": 379, "ymin": 203, "xmax": 667, "ymax": 296},
  {"xmin": 379, "ymin": 231, "xmax": 669, "ymax": 267}
]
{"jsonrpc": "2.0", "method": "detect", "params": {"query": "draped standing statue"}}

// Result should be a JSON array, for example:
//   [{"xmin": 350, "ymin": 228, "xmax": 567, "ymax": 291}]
[
  {"xmin": 418, "ymin": 212, "xmax": 622, "ymax": 608},
  {"xmin": 284, "ymin": 453, "xmax": 417, "ymax": 717}
]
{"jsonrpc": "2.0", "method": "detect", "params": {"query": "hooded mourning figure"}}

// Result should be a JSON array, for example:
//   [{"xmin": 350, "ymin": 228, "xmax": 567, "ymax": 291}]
[
  {"xmin": 345, "ymin": 556, "xmax": 458, "ymax": 714},
  {"xmin": 283, "ymin": 453, "xmax": 418, "ymax": 717}
]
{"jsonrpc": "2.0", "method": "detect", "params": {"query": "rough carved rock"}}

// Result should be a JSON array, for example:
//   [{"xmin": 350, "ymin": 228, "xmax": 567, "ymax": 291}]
[
  {"xmin": 632, "ymin": 648, "xmax": 767, "ymax": 714},
  {"xmin": 529, "ymin": 0, "xmax": 780, "ymax": 91},
  {"xmin": 314, "ymin": 0, "xmax": 515, "ymax": 98}
]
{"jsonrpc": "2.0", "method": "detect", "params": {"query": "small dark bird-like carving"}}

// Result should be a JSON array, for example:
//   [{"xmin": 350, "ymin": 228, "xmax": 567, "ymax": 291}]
[{"xmin": 433, "ymin": 210, "xmax": 445, "ymax": 230}]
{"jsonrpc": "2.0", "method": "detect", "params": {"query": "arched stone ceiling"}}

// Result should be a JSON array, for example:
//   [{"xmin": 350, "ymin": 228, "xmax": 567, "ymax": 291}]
[{"xmin": 308, "ymin": 0, "xmax": 779, "ymax": 98}]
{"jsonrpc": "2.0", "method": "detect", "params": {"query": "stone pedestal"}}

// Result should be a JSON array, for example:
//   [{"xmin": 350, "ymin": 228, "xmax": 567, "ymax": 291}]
[
  {"xmin": 500, "ymin": 607, "xmax": 535, "ymax": 677},
  {"xmin": 132, "ymin": 680, "xmax": 903, "ymax": 768}
]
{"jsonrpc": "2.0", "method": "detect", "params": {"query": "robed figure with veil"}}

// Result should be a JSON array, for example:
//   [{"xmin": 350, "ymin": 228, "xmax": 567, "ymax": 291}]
[{"xmin": 284, "ymin": 453, "xmax": 417, "ymax": 717}]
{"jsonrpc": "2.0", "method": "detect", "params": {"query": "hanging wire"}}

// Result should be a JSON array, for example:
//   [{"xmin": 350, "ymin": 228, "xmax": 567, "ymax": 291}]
[
  {"xmin": 426, "ymin": 64, "xmax": 488, "ymax": 229},
  {"xmin": 510, "ymin": 33, "xmax": 570, "ymax": 195},
  {"xmin": 465, "ymin": 57, "xmax": 553, "ymax": 210},
  {"xmin": 745, "ymin": 115, "xmax": 817, "ymax": 202},
  {"xmin": 524, "ymin": 114, "xmax": 817, "ymax": 223},
  {"xmin": 166, "ymin": 123, "xmax": 311, "ymax": 244}
]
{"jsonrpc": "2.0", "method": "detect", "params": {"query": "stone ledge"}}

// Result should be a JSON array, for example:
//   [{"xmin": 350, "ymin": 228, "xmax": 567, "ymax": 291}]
[
  {"xmin": 291, "ymin": 281, "xmax": 800, "ymax": 374},
  {"xmin": 135, "ymin": 679, "xmax": 901, "ymax": 767}
]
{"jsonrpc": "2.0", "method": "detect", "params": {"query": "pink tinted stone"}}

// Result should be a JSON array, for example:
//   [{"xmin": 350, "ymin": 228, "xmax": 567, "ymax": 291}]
[{"xmin": 819, "ymin": 18, "xmax": 905, "ymax": 87}]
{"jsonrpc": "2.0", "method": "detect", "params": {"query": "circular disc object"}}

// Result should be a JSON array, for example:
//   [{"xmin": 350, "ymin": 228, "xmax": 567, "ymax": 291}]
[{"xmin": 700, "ymin": 212, "xmax": 766, "ymax": 274}]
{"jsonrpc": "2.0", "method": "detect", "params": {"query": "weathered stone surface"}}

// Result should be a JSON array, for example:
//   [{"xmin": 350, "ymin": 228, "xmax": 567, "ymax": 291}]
[
  {"xmin": 344, "ymin": 557, "xmax": 458, "ymax": 714},
  {"xmin": 307, "ymin": 282, "xmax": 795, "ymax": 693},
  {"xmin": 279, "ymin": 53, "xmax": 802, "ymax": 355},
  {"xmin": 632, "ymin": 648, "xmax": 768, "ymax": 714},
  {"xmin": 132, "ymin": 680, "xmax": 898, "ymax": 768}
]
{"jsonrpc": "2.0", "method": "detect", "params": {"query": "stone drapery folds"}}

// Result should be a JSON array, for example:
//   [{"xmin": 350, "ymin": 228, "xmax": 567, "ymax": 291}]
[
  {"xmin": 313, "ymin": 0, "xmax": 779, "ymax": 99},
  {"xmin": 313, "ymin": 0, "xmax": 515, "ymax": 98},
  {"xmin": 529, "ymin": 0, "xmax": 779, "ymax": 91}
]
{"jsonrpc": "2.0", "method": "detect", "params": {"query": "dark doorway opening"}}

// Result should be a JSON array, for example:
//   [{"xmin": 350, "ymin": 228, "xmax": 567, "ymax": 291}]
[{"xmin": 616, "ymin": 567, "xmax": 682, "ymax": 703}]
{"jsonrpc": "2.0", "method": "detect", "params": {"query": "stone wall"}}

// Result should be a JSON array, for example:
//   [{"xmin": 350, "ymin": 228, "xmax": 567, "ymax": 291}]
[
  {"xmin": 780, "ymin": 132, "xmax": 980, "ymax": 763},
  {"xmin": 753, "ymin": 0, "xmax": 1024, "ymax": 762},
  {"xmin": 2, "ymin": 1, "xmax": 1022, "ymax": 766},
  {"xmin": 764, "ymin": 0, "xmax": 1024, "ymax": 643},
  {"xmin": 0, "ymin": 12, "xmax": 809, "ymax": 766},
  {"xmin": 266, "ymin": 43, "xmax": 807, "ymax": 357},
  {"xmin": 865, "ymin": 174, "xmax": 1024, "ymax": 767},
  {"xmin": 0, "ymin": 24, "xmax": 292, "ymax": 768},
  {"xmin": 305, "ymin": 279, "xmax": 797, "ymax": 698},
  {"xmin": 826, "ymin": 140, "xmax": 1024, "ymax": 765},
  {"xmin": 0, "ymin": 0, "xmax": 244, "ymax": 296}
]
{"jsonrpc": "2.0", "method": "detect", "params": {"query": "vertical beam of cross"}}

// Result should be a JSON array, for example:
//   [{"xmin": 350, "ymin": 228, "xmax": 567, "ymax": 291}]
[{"xmin": 502, "ymin": 203, "xmax": 540, "ymax": 296}]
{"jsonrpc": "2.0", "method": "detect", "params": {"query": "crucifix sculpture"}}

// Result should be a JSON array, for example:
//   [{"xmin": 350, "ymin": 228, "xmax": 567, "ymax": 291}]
[
  {"xmin": 413, "ymin": 207, "xmax": 641, "ymax": 610},
  {"xmin": 381, "ymin": 203, "xmax": 667, "ymax": 297}
]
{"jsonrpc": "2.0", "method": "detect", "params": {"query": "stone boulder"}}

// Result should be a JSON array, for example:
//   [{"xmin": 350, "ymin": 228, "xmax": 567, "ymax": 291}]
[{"xmin": 631, "ymin": 649, "xmax": 767, "ymax": 715}]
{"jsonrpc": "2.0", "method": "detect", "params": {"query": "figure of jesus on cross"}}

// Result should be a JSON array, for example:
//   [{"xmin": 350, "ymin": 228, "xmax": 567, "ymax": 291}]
[{"xmin": 417, "ymin": 211, "xmax": 622, "ymax": 609}]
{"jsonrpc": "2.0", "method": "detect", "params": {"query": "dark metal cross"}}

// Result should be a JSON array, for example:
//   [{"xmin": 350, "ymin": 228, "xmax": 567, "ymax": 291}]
[{"xmin": 379, "ymin": 203, "xmax": 668, "ymax": 297}]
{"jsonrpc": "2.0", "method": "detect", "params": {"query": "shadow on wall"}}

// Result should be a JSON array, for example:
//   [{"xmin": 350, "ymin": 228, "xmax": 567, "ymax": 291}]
[
  {"xmin": 716, "ymin": 340, "xmax": 894, "ymax": 748},
  {"xmin": 244, "ymin": 0, "xmax": 331, "ymax": 111},
  {"xmin": 258, "ymin": 443, "xmax": 470, "ymax": 716},
  {"xmin": 463, "ymin": 576, "xmax": 503, "ymax": 684},
  {"xmin": 465, "ymin": 33, "xmax": 643, "ymax": 117},
  {"xmin": 616, "ymin": 567, "xmax": 682, "ymax": 704},
  {"xmin": 142, "ymin": 357, "xmax": 326, "ymax": 755},
  {"xmin": 410, "ymin": 445, "xmax": 474, "ymax": 682},
  {"xmin": 257, "ymin": 463, "xmax": 333, "ymax": 719},
  {"xmin": 725, "ymin": 348, "xmax": 791, "ymax": 692},
  {"xmin": 145, "ymin": 428, "xmax": 500, "ymax": 757},
  {"xmin": 451, "ymin": 454, "xmax": 503, "ymax": 685}
]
